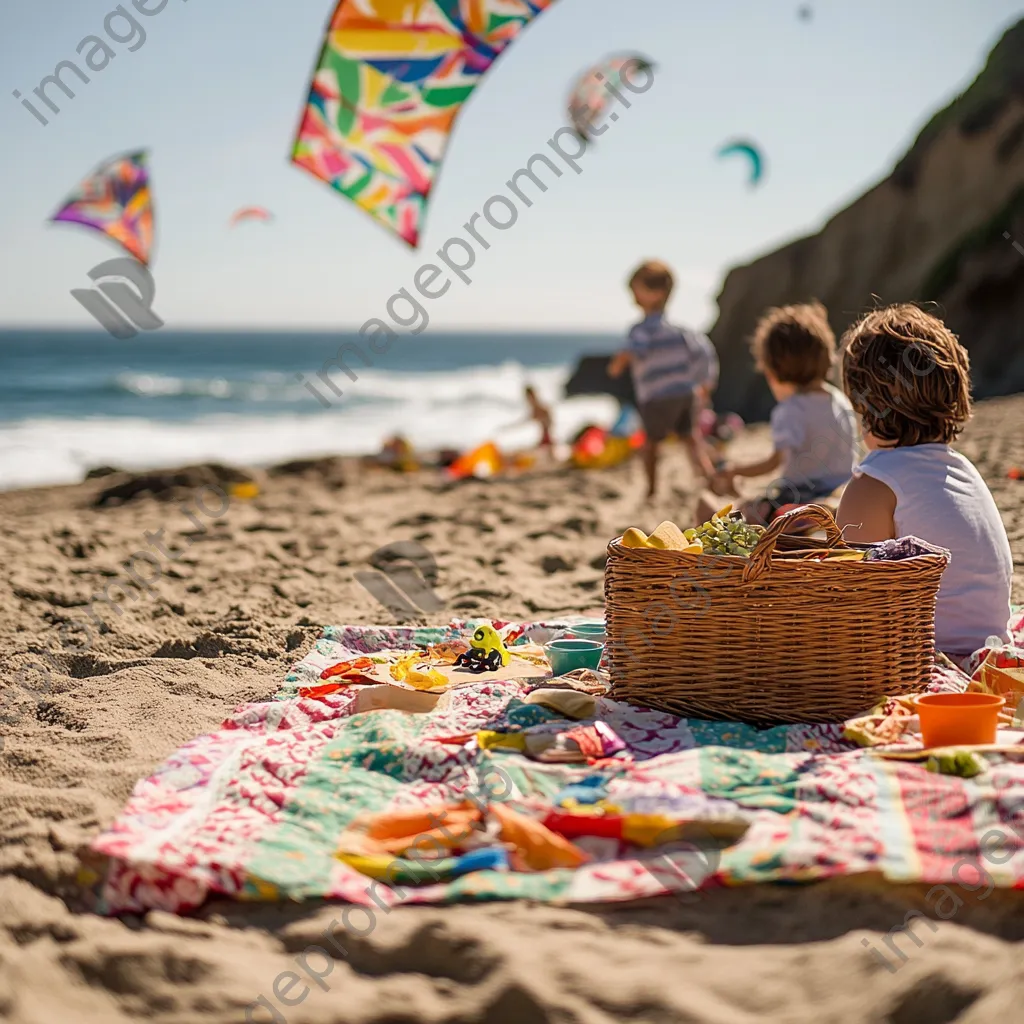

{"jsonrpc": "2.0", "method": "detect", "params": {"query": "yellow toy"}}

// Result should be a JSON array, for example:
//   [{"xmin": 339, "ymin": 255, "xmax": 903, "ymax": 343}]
[
  {"xmin": 454, "ymin": 624, "xmax": 512, "ymax": 673},
  {"xmin": 390, "ymin": 653, "xmax": 447, "ymax": 691}
]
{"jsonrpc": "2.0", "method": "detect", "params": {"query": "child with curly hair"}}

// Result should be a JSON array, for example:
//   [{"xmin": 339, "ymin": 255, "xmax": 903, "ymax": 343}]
[
  {"xmin": 700, "ymin": 301, "xmax": 858, "ymax": 525},
  {"xmin": 837, "ymin": 304, "xmax": 1013, "ymax": 657}
]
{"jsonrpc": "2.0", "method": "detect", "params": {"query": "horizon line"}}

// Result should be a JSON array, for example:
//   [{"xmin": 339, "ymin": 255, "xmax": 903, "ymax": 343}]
[{"xmin": 0, "ymin": 324, "xmax": 625, "ymax": 336}]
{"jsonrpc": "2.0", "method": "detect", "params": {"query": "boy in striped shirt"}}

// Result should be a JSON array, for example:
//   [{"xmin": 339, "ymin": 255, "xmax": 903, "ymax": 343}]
[{"xmin": 609, "ymin": 260, "xmax": 718, "ymax": 499}]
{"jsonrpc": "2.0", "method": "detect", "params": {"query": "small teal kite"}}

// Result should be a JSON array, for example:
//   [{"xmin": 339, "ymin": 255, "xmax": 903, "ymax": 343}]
[{"xmin": 717, "ymin": 139, "xmax": 765, "ymax": 188}]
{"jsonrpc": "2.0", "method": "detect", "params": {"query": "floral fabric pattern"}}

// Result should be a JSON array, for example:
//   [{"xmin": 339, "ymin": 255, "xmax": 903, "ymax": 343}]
[{"xmin": 92, "ymin": 618, "xmax": 1024, "ymax": 915}]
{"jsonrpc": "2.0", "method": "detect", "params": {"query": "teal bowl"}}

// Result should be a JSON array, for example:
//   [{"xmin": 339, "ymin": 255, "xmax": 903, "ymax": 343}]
[
  {"xmin": 569, "ymin": 622, "xmax": 606, "ymax": 638},
  {"xmin": 544, "ymin": 638, "xmax": 604, "ymax": 675},
  {"xmin": 565, "ymin": 622, "xmax": 606, "ymax": 642}
]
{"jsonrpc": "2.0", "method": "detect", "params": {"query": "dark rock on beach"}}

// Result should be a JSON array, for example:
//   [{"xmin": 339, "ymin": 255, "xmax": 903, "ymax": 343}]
[
  {"xmin": 83, "ymin": 466, "xmax": 121, "ymax": 480},
  {"xmin": 267, "ymin": 455, "xmax": 347, "ymax": 489},
  {"xmin": 91, "ymin": 463, "xmax": 255, "ymax": 507}
]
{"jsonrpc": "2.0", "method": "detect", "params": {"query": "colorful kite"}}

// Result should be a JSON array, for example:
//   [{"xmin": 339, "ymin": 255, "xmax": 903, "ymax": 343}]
[
  {"xmin": 290, "ymin": 0, "xmax": 559, "ymax": 248},
  {"xmin": 717, "ymin": 139, "xmax": 766, "ymax": 187},
  {"xmin": 229, "ymin": 206, "xmax": 274, "ymax": 226},
  {"xmin": 50, "ymin": 150, "xmax": 153, "ymax": 265},
  {"xmin": 569, "ymin": 54, "xmax": 654, "ymax": 142}
]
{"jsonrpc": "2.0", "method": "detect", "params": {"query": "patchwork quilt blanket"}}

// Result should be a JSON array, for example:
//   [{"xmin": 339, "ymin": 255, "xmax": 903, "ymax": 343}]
[{"xmin": 91, "ymin": 620, "xmax": 1024, "ymax": 915}]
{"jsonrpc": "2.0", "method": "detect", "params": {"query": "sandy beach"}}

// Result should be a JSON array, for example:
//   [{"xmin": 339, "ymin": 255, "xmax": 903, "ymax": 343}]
[
  {"xmin": 1, "ymin": 397, "xmax": 1023, "ymax": 1024},
  {"xmin": 3, "ymin": 1, "xmax": 1022, "ymax": 1018}
]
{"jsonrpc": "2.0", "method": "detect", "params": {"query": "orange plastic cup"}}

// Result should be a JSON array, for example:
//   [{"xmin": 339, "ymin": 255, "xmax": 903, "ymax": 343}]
[{"xmin": 915, "ymin": 693, "xmax": 1005, "ymax": 748}]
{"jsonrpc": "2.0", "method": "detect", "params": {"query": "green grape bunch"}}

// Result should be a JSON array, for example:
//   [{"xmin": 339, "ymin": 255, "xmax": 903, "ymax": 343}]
[{"xmin": 686, "ymin": 510, "xmax": 765, "ymax": 557}]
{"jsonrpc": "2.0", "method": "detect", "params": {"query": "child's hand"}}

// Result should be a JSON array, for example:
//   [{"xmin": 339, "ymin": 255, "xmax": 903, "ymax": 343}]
[
  {"xmin": 711, "ymin": 469, "xmax": 736, "ymax": 496},
  {"xmin": 608, "ymin": 352, "xmax": 631, "ymax": 379}
]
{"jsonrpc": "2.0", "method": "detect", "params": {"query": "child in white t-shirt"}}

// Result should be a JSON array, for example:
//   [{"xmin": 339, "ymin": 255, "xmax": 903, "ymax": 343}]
[
  {"xmin": 837, "ymin": 304, "xmax": 1012, "ymax": 658},
  {"xmin": 698, "ymin": 302, "xmax": 858, "ymax": 525}
]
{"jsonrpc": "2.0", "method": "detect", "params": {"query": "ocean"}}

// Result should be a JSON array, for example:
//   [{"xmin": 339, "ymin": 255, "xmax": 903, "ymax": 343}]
[{"xmin": 0, "ymin": 329, "xmax": 623, "ymax": 491}]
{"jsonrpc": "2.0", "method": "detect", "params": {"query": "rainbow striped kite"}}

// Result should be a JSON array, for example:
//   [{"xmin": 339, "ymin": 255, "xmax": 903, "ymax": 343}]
[
  {"xmin": 50, "ymin": 150, "xmax": 154, "ymax": 266},
  {"xmin": 291, "ymin": 0, "xmax": 559, "ymax": 248}
]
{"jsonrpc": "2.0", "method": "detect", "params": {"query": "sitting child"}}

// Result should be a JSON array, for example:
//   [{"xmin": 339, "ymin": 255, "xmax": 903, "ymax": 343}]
[
  {"xmin": 837, "ymin": 304, "xmax": 1013, "ymax": 659},
  {"xmin": 366, "ymin": 434, "xmax": 417, "ymax": 472},
  {"xmin": 699, "ymin": 302, "xmax": 858, "ymax": 525}
]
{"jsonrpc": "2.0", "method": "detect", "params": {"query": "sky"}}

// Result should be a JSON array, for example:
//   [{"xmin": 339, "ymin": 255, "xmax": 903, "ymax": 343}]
[{"xmin": 0, "ymin": 0, "xmax": 1021, "ymax": 333}]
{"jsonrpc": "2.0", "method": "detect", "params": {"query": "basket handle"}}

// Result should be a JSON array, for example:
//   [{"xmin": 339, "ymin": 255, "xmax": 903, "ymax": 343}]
[{"xmin": 742, "ymin": 504, "xmax": 847, "ymax": 583}]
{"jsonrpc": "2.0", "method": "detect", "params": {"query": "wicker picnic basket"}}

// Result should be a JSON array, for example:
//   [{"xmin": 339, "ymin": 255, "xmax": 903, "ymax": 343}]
[{"xmin": 604, "ymin": 505, "xmax": 949, "ymax": 725}]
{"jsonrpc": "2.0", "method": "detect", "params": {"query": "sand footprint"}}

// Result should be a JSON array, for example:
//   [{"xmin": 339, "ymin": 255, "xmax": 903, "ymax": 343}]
[{"xmin": 540, "ymin": 555, "xmax": 575, "ymax": 574}]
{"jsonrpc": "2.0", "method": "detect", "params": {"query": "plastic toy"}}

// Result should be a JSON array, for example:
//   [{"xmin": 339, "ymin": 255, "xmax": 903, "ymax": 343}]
[
  {"xmin": 454, "ymin": 625, "xmax": 511, "ymax": 673},
  {"xmin": 425, "ymin": 640, "xmax": 469, "ymax": 665},
  {"xmin": 446, "ymin": 442, "xmax": 503, "ymax": 481},
  {"xmin": 571, "ymin": 426, "xmax": 644, "ymax": 469},
  {"xmin": 320, "ymin": 656, "xmax": 375, "ymax": 681},
  {"xmin": 390, "ymin": 653, "xmax": 447, "ymax": 691}
]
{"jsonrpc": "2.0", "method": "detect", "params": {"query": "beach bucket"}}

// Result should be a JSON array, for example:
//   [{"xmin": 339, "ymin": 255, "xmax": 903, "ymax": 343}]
[
  {"xmin": 545, "ymin": 639, "xmax": 604, "ymax": 675},
  {"xmin": 915, "ymin": 693, "xmax": 1005, "ymax": 747}
]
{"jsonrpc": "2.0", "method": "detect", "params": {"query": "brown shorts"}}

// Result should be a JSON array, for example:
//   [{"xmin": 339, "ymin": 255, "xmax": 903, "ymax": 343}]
[{"xmin": 639, "ymin": 394, "xmax": 696, "ymax": 443}]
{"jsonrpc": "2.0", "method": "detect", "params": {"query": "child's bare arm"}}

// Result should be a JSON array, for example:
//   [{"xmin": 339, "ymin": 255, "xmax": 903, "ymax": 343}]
[
  {"xmin": 726, "ymin": 449, "xmax": 784, "ymax": 479},
  {"xmin": 608, "ymin": 351, "xmax": 632, "ymax": 379},
  {"xmin": 681, "ymin": 432, "xmax": 717, "ymax": 482},
  {"xmin": 836, "ymin": 474, "xmax": 896, "ymax": 543}
]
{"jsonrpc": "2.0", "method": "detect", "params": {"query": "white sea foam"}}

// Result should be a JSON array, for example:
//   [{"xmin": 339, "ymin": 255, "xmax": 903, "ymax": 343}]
[
  {"xmin": 114, "ymin": 371, "xmax": 295, "ymax": 402},
  {"xmin": 0, "ymin": 362, "xmax": 618, "ymax": 490},
  {"xmin": 111, "ymin": 360, "xmax": 570, "ymax": 407}
]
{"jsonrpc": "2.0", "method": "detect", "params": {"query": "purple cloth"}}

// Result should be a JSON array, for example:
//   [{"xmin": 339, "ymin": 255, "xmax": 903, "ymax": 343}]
[{"xmin": 864, "ymin": 536, "xmax": 951, "ymax": 562}]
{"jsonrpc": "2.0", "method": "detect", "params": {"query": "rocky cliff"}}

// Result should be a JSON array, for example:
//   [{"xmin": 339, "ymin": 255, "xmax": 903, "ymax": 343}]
[{"xmin": 710, "ymin": 19, "xmax": 1024, "ymax": 422}]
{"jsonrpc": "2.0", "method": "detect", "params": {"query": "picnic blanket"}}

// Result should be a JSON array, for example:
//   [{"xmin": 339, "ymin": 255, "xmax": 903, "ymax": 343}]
[{"xmin": 91, "ymin": 618, "xmax": 1024, "ymax": 915}]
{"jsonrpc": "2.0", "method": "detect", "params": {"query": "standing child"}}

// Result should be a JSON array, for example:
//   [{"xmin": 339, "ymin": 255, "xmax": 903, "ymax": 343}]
[
  {"xmin": 608, "ymin": 260, "xmax": 718, "ymax": 499},
  {"xmin": 505, "ymin": 385, "xmax": 556, "ymax": 458},
  {"xmin": 837, "ymin": 304, "xmax": 1012, "ymax": 658},
  {"xmin": 523, "ymin": 386, "xmax": 554, "ymax": 453},
  {"xmin": 700, "ymin": 302, "xmax": 858, "ymax": 525}
]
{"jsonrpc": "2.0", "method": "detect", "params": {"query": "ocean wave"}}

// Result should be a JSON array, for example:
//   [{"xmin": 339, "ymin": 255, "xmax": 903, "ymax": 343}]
[
  {"xmin": 0, "ymin": 355, "xmax": 622, "ymax": 489},
  {"xmin": 109, "ymin": 361, "xmax": 570, "ymax": 407},
  {"xmin": 0, "ymin": 359, "xmax": 579, "ymax": 413},
  {"xmin": 114, "ymin": 372, "xmax": 297, "ymax": 402},
  {"xmin": 0, "ymin": 388, "xmax": 619, "ymax": 490}
]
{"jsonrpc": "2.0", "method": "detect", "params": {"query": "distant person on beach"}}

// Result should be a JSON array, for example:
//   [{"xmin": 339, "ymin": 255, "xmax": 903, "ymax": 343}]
[
  {"xmin": 837, "ymin": 304, "xmax": 1013, "ymax": 657},
  {"xmin": 608, "ymin": 260, "xmax": 718, "ymax": 499},
  {"xmin": 506, "ymin": 385, "xmax": 555, "ymax": 456},
  {"xmin": 698, "ymin": 302, "xmax": 858, "ymax": 525},
  {"xmin": 526, "ymin": 386, "xmax": 554, "ymax": 452},
  {"xmin": 366, "ymin": 434, "xmax": 417, "ymax": 472}
]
